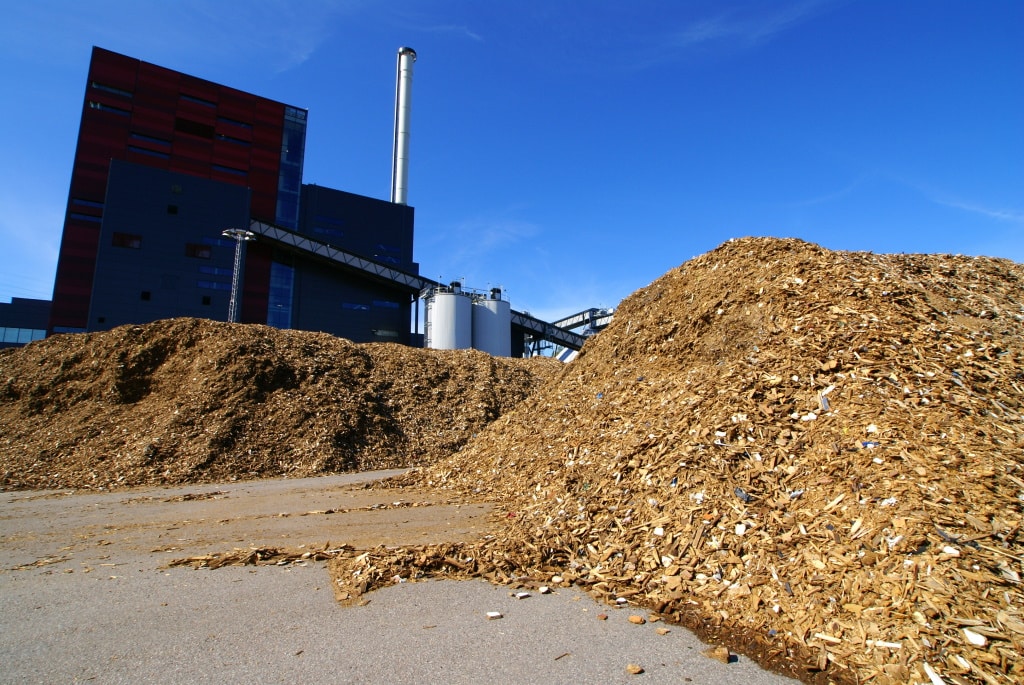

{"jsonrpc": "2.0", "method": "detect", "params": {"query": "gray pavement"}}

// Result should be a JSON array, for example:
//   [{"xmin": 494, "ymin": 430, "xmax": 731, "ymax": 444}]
[{"xmin": 1, "ymin": 474, "xmax": 799, "ymax": 684}]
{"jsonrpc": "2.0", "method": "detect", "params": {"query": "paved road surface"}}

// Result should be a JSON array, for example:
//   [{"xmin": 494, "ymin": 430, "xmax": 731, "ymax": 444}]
[{"xmin": 1, "ymin": 472, "xmax": 798, "ymax": 684}]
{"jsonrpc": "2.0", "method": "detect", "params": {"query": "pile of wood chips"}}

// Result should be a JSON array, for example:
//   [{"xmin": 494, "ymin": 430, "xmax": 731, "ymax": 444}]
[
  {"xmin": 0, "ymin": 318, "xmax": 559, "ymax": 490},
  {"xmin": 330, "ymin": 237, "xmax": 1023, "ymax": 685}
]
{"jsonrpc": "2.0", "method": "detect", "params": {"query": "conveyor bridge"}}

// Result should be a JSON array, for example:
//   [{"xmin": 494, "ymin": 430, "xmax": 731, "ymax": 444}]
[{"xmin": 249, "ymin": 219, "xmax": 587, "ymax": 351}]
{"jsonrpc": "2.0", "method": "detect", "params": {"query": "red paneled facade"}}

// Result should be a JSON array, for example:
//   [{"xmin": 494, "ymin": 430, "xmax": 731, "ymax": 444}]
[{"xmin": 49, "ymin": 47, "xmax": 303, "ymax": 333}]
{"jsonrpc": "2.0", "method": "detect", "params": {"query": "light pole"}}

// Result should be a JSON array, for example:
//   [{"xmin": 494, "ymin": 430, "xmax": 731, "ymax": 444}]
[{"xmin": 221, "ymin": 228, "xmax": 255, "ymax": 323}]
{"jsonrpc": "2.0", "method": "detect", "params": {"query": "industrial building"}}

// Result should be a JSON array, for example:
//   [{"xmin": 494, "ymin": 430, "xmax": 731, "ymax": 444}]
[{"xmin": 12, "ymin": 46, "xmax": 591, "ymax": 355}]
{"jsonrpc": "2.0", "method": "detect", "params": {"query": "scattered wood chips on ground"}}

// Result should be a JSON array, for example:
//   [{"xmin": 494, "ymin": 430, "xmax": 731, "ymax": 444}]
[
  {"xmin": 330, "ymin": 238, "xmax": 1023, "ymax": 685},
  {"xmin": 2, "ymin": 236, "xmax": 1021, "ymax": 684}
]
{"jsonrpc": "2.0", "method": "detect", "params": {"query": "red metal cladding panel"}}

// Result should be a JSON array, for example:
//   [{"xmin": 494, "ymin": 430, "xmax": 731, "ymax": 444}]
[
  {"xmin": 212, "ymin": 140, "xmax": 251, "ymax": 169},
  {"xmin": 176, "ymin": 100, "xmax": 217, "ymax": 125},
  {"xmin": 240, "ymin": 242, "xmax": 272, "ymax": 324},
  {"xmin": 131, "ymin": 109, "xmax": 176, "ymax": 138},
  {"xmin": 50, "ymin": 221, "xmax": 104, "ymax": 329},
  {"xmin": 210, "ymin": 169, "xmax": 249, "ymax": 186},
  {"xmin": 89, "ymin": 48, "xmax": 138, "ymax": 92},
  {"xmin": 216, "ymin": 104, "xmax": 256, "ymax": 130},
  {"xmin": 179, "ymin": 73, "xmax": 219, "ymax": 102},
  {"xmin": 136, "ymin": 64, "xmax": 179, "ymax": 110}
]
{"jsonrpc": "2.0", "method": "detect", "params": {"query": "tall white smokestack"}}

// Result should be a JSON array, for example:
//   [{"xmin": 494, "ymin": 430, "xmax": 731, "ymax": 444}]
[{"xmin": 391, "ymin": 47, "xmax": 417, "ymax": 205}]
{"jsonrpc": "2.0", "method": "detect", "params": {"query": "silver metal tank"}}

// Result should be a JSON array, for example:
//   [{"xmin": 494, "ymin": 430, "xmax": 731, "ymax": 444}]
[
  {"xmin": 426, "ymin": 288, "xmax": 472, "ymax": 350},
  {"xmin": 472, "ymin": 288, "xmax": 511, "ymax": 356}
]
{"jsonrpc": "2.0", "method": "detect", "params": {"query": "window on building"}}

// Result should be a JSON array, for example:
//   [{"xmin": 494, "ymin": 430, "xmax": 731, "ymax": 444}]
[
  {"xmin": 211, "ymin": 164, "xmax": 246, "ymax": 177},
  {"xmin": 72, "ymin": 197, "xmax": 105, "ymax": 209},
  {"xmin": 216, "ymin": 133, "xmax": 249, "ymax": 146},
  {"xmin": 88, "ymin": 101, "xmax": 131, "ymax": 116},
  {"xmin": 217, "ymin": 116, "xmax": 252, "ymax": 130},
  {"xmin": 185, "ymin": 244, "xmax": 211, "ymax": 259},
  {"xmin": 130, "ymin": 132, "xmax": 171, "ymax": 146},
  {"xmin": 140, "ymin": 291, "xmax": 151, "ymax": 301},
  {"xmin": 0, "ymin": 327, "xmax": 47, "ymax": 344},
  {"xmin": 372, "ymin": 329, "xmax": 400, "ymax": 339},
  {"xmin": 197, "ymin": 280, "xmax": 231, "ymax": 291},
  {"xmin": 342, "ymin": 302, "xmax": 370, "ymax": 312},
  {"xmin": 180, "ymin": 94, "xmax": 215, "ymax": 107},
  {"xmin": 69, "ymin": 212, "xmax": 102, "ymax": 223},
  {"xmin": 90, "ymin": 82, "xmax": 133, "ymax": 98},
  {"xmin": 167, "ymin": 204, "xmax": 178, "ymax": 215},
  {"xmin": 313, "ymin": 226, "xmax": 344, "ymax": 239},
  {"xmin": 373, "ymin": 300, "xmax": 400, "ymax": 309},
  {"xmin": 127, "ymin": 145, "xmax": 170, "ymax": 159},
  {"xmin": 198, "ymin": 266, "xmax": 232, "ymax": 276},
  {"xmin": 201, "ymin": 295, "xmax": 211, "ymax": 306},
  {"xmin": 267, "ymin": 261, "xmax": 295, "ymax": 329},
  {"xmin": 174, "ymin": 117, "xmax": 215, "ymax": 139},
  {"xmin": 112, "ymin": 232, "xmax": 142, "ymax": 248}
]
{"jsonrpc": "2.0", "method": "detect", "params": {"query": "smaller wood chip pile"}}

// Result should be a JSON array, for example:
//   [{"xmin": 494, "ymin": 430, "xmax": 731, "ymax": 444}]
[
  {"xmin": 0, "ymin": 318, "xmax": 560, "ymax": 489},
  {"xmin": 330, "ymin": 237, "xmax": 1024, "ymax": 685}
]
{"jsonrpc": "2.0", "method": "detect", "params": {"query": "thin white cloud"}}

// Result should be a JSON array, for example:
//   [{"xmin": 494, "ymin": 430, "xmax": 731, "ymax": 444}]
[
  {"xmin": 437, "ymin": 216, "xmax": 540, "ymax": 265},
  {"xmin": 670, "ymin": 0, "xmax": 836, "ymax": 50},
  {"xmin": 929, "ymin": 197, "xmax": 1024, "ymax": 224},
  {"xmin": 0, "ymin": 0, "xmax": 358, "ymax": 75},
  {"xmin": 782, "ymin": 174, "xmax": 869, "ymax": 208},
  {"xmin": 417, "ymin": 24, "xmax": 484, "ymax": 42}
]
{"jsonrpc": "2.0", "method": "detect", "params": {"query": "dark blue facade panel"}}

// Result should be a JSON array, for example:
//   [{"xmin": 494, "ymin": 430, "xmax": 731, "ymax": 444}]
[
  {"xmin": 87, "ymin": 160, "xmax": 250, "ymax": 331},
  {"xmin": 287, "ymin": 255, "xmax": 412, "ymax": 345},
  {"xmin": 299, "ymin": 185, "xmax": 416, "ymax": 272}
]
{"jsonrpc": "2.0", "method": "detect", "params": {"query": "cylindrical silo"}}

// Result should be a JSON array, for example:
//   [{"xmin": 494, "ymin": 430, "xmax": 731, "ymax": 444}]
[
  {"xmin": 472, "ymin": 290, "xmax": 511, "ymax": 356},
  {"xmin": 428, "ymin": 290, "xmax": 472, "ymax": 349}
]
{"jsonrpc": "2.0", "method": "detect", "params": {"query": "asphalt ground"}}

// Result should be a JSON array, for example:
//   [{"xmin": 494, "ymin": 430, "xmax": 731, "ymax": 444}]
[{"xmin": 1, "ymin": 472, "xmax": 798, "ymax": 684}]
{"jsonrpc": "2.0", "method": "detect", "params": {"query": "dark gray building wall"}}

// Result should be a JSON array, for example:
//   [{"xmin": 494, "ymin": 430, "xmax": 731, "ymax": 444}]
[
  {"xmin": 87, "ymin": 160, "xmax": 251, "ymax": 331},
  {"xmin": 284, "ymin": 183, "xmax": 418, "ymax": 344},
  {"xmin": 0, "ymin": 298, "xmax": 51, "ymax": 348},
  {"xmin": 278, "ymin": 251, "xmax": 413, "ymax": 344},
  {"xmin": 299, "ymin": 185, "xmax": 417, "ymax": 272}
]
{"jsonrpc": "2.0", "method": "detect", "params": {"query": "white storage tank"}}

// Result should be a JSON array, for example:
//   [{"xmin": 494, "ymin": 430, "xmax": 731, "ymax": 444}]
[
  {"xmin": 472, "ymin": 288, "xmax": 511, "ymax": 356},
  {"xmin": 426, "ymin": 284, "xmax": 472, "ymax": 350}
]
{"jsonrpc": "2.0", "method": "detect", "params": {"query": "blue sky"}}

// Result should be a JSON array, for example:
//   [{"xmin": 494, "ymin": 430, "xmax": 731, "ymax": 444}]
[{"xmin": 1, "ymin": 1, "xmax": 1021, "ymax": 323}]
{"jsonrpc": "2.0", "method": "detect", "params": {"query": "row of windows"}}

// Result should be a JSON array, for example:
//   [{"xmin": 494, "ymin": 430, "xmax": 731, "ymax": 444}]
[
  {"xmin": 69, "ymin": 212, "xmax": 102, "ymax": 223},
  {"xmin": 128, "ymin": 145, "xmax": 169, "ymax": 159},
  {"xmin": 342, "ymin": 300, "xmax": 401, "ymax": 311},
  {"xmin": 313, "ymin": 226, "xmax": 344, "ymax": 239},
  {"xmin": 181, "ymin": 94, "xmax": 215, "ymax": 108},
  {"xmin": 197, "ymin": 280, "xmax": 231, "ymax": 291},
  {"xmin": 211, "ymin": 163, "xmax": 246, "ymax": 177},
  {"xmin": 88, "ymin": 101, "xmax": 130, "ymax": 116},
  {"xmin": 91, "ymin": 81, "xmax": 133, "ymax": 98},
  {"xmin": 86, "ymin": 85, "xmax": 262, "ymax": 136},
  {"xmin": 0, "ymin": 327, "xmax": 46, "ymax": 344},
  {"xmin": 111, "ymin": 236, "xmax": 234, "ymax": 264}
]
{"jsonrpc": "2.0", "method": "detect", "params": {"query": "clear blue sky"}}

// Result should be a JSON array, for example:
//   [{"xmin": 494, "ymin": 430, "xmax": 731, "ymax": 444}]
[{"xmin": 1, "ymin": 1, "xmax": 1021, "ymax": 323}]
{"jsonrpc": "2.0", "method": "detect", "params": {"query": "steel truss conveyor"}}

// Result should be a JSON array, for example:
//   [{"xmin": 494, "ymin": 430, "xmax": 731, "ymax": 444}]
[{"xmin": 248, "ymin": 219, "xmax": 587, "ymax": 351}]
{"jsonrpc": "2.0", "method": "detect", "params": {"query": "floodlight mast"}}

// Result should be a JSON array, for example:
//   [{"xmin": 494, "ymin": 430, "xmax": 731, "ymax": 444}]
[{"xmin": 221, "ymin": 228, "xmax": 256, "ymax": 323}]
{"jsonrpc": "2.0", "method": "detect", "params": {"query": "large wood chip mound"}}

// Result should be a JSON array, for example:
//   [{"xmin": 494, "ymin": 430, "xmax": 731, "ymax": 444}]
[
  {"xmin": 331, "ymin": 237, "xmax": 1024, "ymax": 685},
  {"xmin": 0, "ymin": 318, "xmax": 560, "ymax": 489}
]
